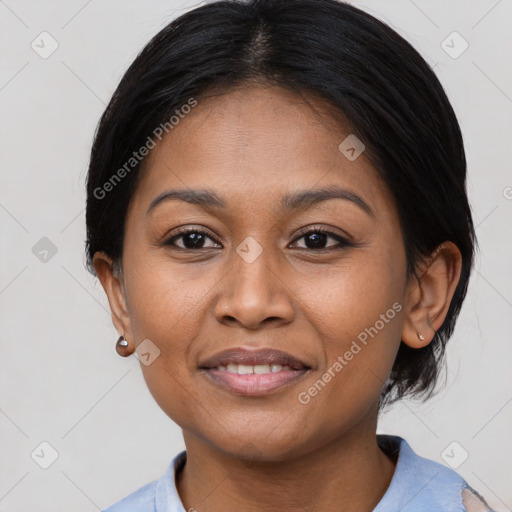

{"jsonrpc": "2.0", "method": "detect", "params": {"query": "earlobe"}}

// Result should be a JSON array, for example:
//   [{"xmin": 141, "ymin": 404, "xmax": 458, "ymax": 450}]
[
  {"xmin": 401, "ymin": 241, "xmax": 462, "ymax": 349},
  {"xmin": 92, "ymin": 251, "xmax": 133, "ymax": 341}
]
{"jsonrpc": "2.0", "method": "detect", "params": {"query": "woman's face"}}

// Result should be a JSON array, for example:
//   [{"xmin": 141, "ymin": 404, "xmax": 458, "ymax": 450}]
[{"xmin": 110, "ymin": 85, "xmax": 413, "ymax": 460}]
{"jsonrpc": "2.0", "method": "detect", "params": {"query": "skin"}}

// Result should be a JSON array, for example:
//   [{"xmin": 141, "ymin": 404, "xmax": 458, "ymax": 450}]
[{"xmin": 94, "ymin": 83, "xmax": 462, "ymax": 512}]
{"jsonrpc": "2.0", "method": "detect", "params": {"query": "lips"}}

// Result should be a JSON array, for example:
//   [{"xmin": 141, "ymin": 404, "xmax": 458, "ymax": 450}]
[
  {"xmin": 198, "ymin": 347, "xmax": 312, "ymax": 396},
  {"xmin": 199, "ymin": 347, "xmax": 311, "ymax": 371}
]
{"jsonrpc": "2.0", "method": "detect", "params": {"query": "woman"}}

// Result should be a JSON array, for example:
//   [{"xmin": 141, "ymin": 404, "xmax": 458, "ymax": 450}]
[{"xmin": 86, "ymin": 0, "xmax": 494, "ymax": 510}]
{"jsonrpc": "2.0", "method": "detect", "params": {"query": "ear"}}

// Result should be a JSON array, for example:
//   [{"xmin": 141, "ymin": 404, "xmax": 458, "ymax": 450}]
[
  {"xmin": 93, "ymin": 252, "xmax": 133, "ymax": 341},
  {"xmin": 401, "ymin": 241, "xmax": 462, "ymax": 348}
]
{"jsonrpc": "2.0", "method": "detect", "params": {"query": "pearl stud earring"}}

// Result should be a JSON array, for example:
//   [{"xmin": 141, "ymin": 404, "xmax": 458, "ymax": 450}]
[{"xmin": 116, "ymin": 335, "xmax": 134, "ymax": 357}]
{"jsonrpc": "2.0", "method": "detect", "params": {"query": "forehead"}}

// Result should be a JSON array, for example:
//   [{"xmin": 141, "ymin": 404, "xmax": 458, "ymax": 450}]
[{"xmin": 129, "ymin": 84, "xmax": 394, "ymax": 219}]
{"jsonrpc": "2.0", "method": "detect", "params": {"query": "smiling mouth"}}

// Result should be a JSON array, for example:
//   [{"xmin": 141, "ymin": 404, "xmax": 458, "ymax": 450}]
[
  {"xmin": 199, "ymin": 347, "xmax": 311, "ymax": 370},
  {"xmin": 198, "ymin": 347, "xmax": 312, "ymax": 396},
  {"xmin": 208, "ymin": 363, "xmax": 296, "ymax": 373}
]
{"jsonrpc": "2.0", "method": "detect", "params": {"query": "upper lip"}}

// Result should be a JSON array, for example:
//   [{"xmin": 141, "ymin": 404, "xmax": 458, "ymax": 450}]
[{"xmin": 199, "ymin": 347, "xmax": 311, "ymax": 370}]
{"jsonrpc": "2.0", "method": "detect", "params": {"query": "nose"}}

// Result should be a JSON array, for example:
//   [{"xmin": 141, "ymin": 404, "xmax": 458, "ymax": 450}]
[{"xmin": 213, "ymin": 242, "xmax": 295, "ymax": 330}]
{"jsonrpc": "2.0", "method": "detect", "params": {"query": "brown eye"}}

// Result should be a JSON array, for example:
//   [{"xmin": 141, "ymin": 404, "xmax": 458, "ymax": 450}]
[
  {"xmin": 290, "ymin": 227, "xmax": 353, "ymax": 250},
  {"xmin": 164, "ymin": 228, "xmax": 221, "ymax": 250}
]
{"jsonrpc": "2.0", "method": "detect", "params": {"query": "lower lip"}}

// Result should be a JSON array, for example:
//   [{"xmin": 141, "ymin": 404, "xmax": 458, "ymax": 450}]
[{"xmin": 201, "ymin": 368, "xmax": 309, "ymax": 396}]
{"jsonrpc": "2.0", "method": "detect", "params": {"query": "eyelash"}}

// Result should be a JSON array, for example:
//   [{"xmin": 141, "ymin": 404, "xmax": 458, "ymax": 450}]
[{"xmin": 163, "ymin": 225, "xmax": 354, "ymax": 251}]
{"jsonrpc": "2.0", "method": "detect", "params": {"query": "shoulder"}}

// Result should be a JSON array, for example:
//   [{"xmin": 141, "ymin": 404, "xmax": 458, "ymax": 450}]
[
  {"xmin": 101, "ymin": 450, "xmax": 187, "ymax": 512},
  {"xmin": 374, "ymin": 435, "xmax": 495, "ymax": 512},
  {"xmin": 102, "ymin": 479, "xmax": 158, "ymax": 512}
]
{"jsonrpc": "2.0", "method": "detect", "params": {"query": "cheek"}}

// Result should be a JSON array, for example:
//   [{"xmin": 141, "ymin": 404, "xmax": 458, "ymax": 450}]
[
  {"xmin": 299, "ymin": 247, "xmax": 406, "ymax": 343},
  {"xmin": 294, "ymin": 249, "xmax": 405, "ymax": 406},
  {"xmin": 121, "ymin": 251, "xmax": 224, "ymax": 425},
  {"xmin": 123, "ymin": 249, "xmax": 219, "ymax": 342}
]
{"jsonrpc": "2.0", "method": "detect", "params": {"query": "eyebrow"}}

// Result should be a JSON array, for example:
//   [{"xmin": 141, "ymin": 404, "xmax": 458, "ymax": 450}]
[{"xmin": 146, "ymin": 185, "xmax": 374, "ymax": 217}]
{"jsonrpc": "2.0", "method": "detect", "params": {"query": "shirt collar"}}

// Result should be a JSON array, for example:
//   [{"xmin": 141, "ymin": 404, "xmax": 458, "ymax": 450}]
[{"xmin": 154, "ymin": 434, "xmax": 466, "ymax": 512}]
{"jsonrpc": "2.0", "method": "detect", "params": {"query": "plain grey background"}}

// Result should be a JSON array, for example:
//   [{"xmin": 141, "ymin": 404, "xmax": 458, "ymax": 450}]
[{"xmin": 0, "ymin": 0, "xmax": 511, "ymax": 510}]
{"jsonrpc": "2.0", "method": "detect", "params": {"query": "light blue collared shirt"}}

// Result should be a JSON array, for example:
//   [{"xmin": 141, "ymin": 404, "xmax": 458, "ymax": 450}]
[{"xmin": 102, "ymin": 434, "xmax": 494, "ymax": 512}]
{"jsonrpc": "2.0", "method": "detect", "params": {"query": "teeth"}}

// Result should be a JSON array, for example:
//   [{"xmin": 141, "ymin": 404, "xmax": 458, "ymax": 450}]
[
  {"xmin": 215, "ymin": 364, "xmax": 294, "ymax": 374},
  {"xmin": 237, "ymin": 364, "xmax": 253, "ymax": 375}
]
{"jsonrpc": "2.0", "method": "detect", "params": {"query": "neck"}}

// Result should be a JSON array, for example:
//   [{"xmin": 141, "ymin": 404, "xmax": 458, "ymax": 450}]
[{"xmin": 176, "ymin": 419, "xmax": 396, "ymax": 512}]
